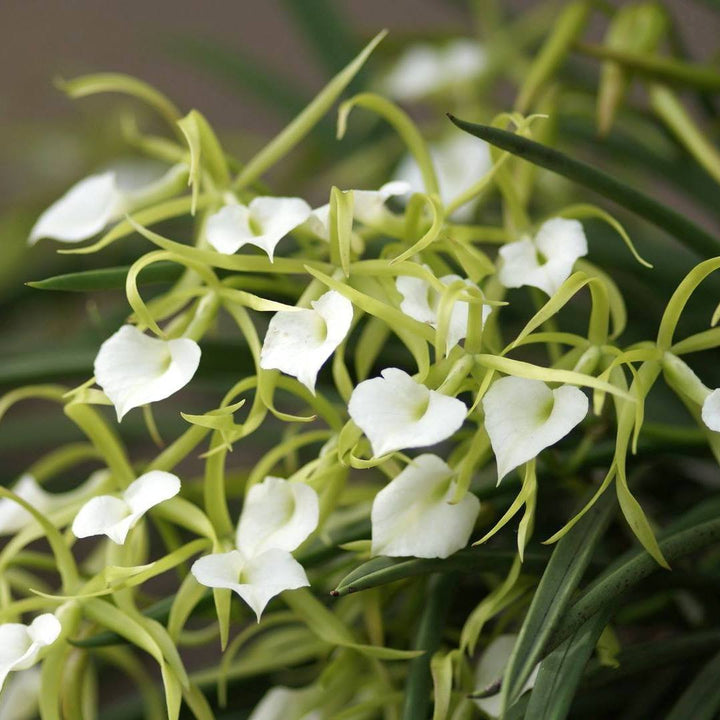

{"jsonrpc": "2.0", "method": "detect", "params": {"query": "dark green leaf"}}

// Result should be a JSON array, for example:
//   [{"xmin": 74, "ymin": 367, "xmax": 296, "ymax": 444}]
[
  {"xmin": 27, "ymin": 262, "xmax": 183, "ymax": 292},
  {"xmin": 664, "ymin": 649, "xmax": 720, "ymax": 720},
  {"xmin": 448, "ymin": 116, "xmax": 720, "ymax": 258},
  {"xmin": 500, "ymin": 490, "xmax": 615, "ymax": 711}
]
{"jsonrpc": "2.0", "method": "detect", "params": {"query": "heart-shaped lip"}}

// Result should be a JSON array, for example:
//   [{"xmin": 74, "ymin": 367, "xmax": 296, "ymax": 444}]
[{"xmin": 482, "ymin": 376, "xmax": 588, "ymax": 481}]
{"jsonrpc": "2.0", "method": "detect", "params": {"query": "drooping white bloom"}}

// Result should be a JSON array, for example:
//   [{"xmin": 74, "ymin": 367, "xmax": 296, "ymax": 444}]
[
  {"xmin": 382, "ymin": 39, "xmax": 486, "ymax": 102},
  {"xmin": 72, "ymin": 471, "xmax": 181, "ymax": 545},
  {"xmin": 0, "ymin": 471, "xmax": 106, "ymax": 536},
  {"xmin": 191, "ymin": 477, "xmax": 320, "ymax": 621},
  {"xmin": 0, "ymin": 668, "xmax": 41, "ymax": 720},
  {"xmin": 206, "ymin": 197, "xmax": 311, "ymax": 260},
  {"xmin": 393, "ymin": 133, "xmax": 492, "ymax": 220},
  {"xmin": 29, "ymin": 161, "xmax": 186, "ymax": 245},
  {"xmin": 483, "ymin": 377, "xmax": 588, "ymax": 481},
  {"xmin": 497, "ymin": 218, "xmax": 588, "ymax": 296},
  {"xmin": 248, "ymin": 686, "xmax": 322, "ymax": 720},
  {"xmin": 473, "ymin": 635, "xmax": 538, "ymax": 719},
  {"xmin": 0, "ymin": 615, "xmax": 61, "ymax": 693},
  {"xmin": 371, "ymin": 454, "xmax": 480, "ymax": 558},
  {"xmin": 259, "ymin": 291, "xmax": 353, "ymax": 393},
  {"xmin": 396, "ymin": 271, "xmax": 492, "ymax": 352},
  {"xmin": 94, "ymin": 325, "xmax": 201, "ymax": 421},
  {"xmin": 348, "ymin": 368, "xmax": 467, "ymax": 457},
  {"xmin": 305, "ymin": 181, "xmax": 411, "ymax": 241}
]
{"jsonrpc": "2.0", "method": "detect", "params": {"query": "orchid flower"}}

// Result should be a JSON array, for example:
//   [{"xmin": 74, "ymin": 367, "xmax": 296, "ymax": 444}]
[
  {"xmin": 473, "ymin": 635, "xmax": 538, "ymax": 719},
  {"xmin": 206, "ymin": 196, "xmax": 311, "ymax": 260},
  {"xmin": 94, "ymin": 325, "xmax": 201, "ymax": 421},
  {"xmin": 259, "ymin": 290, "xmax": 353, "ymax": 393},
  {"xmin": 483, "ymin": 376, "xmax": 588, "ymax": 481},
  {"xmin": 28, "ymin": 160, "xmax": 186, "ymax": 245},
  {"xmin": 371, "ymin": 454, "xmax": 480, "ymax": 558},
  {"xmin": 305, "ymin": 181, "xmax": 411, "ymax": 241},
  {"xmin": 497, "ymin": 218, "xmax": 588, "ymax": 296},
  {"xmin": 0, "ymin": 471, "xmax": 106, "ymax": 536},
  {"xmin": 396, "ymin": 271, "xmax": 492, "ymax": 352},
  {"xmin": 382, "ymin": 39, "xmax": 486, "ymax": 102},
  {"xmin": 393, "ymin": 133, "xmax": 492, "ymax": 220},
  {"xmin": 72, "ymin": 471, "xmax": 181, "ymax": 545},
  {"xmin": 0, "ymin": 615, "xmax": 61, "ymax": 693},
  {"xmin": 248, "ymin": 686, "xmax": 322, "ymax": 720},
  {"xmin": 348, "ymin": 368, "xmax": 467, "ymax": 457},
  {"xmin": 0, "ymin": 668, "xmax": 41, "ymax": 720},
  {"xmin": 191, "ymin": 476, "xmax": 319, "ymax": 620}
]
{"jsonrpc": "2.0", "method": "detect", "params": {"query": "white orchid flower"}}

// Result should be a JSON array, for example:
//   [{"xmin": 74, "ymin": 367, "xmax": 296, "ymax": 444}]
[
  {"xmin": 382, "ymin": 39, "xmax": 486, "ymax": 101},
  {"xmin": 371, "ymin": 454, "xmax": 480, "ymax": 558},
  {"xmin": 248, "ymin": 686, "xmax": 322, "ymax": 720},
  {"xmin": 0, "ymin": 668, "xmax": 41, "ymax": 720},
  {"xmin": 497, "ymin": 218, "xmax": 588, "ymax": 296},
  {"xmin": 0, "ymin": 614, "xmax": 61, "ymax": 693},
  {"xmin": 306, "ymin": 181, "xmax": 411, "ymax": 241},
  {"xmin": 483, "ymin": 376, "xmax": 588, "ymax": 481},
  {"xmin": 348, "ymin": 368, "xmax": 467, "ymax": 457},
  {"xmin": 393, "ymin": 133, "xmax": 492, "ymax": 220},
  {"xmin": 72, "ymin": 471, "xmax": 181, "ymax": 545},
  {"xmin": 259, "ymin": 290, "xmax": 353, "ymax": 393},
  {"xmin": 206, "ymin": 196, "xmax": 311, "ymax": 260},
  {"xmin": 396, "ymin": 271, "xmax": 492, "ymax": 352},
  {"xmin": 702, "ymin": 391, "xmax": 720, "ymax": 431},
  {"xmin": 29, "ymin": 160, "xmax": 186, "ymax": 245},
  {"xmin": 191, "ymin": 477, "xmax": 319, "ymax": 621},
  {"xmin": 94, "ymin": 325, "xmax": 201, "ymax": 421},
  {"xmin": 0, "ymin": 470, "xmax": 106, "ymax": 536},
  {"xmin": 473, "ymin": 634, "xmax": 538, "ymax": 719}
]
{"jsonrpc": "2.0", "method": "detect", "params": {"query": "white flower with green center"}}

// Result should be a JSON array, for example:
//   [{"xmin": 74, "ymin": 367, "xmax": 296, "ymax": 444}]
[
  {"xmin": 94, "ymin": 325, "xmax": 201, "ymax": 421},
  {"xmin": 0, "ymin": 615, "xmax": 61, "ymax": 693},
  {"xmin": 483, "ymin": 376, "xmax": 588, "ymax": 481},
  {"xmin": 393, "ymin": 133, "xmax": 492, "ymax": 220},
  {"xmin": 0, "ymin": 471, "xmax": 106, "ymax": 536},
  {"xmin": 371, "ymin": 454, "xmax": 480, "ymax": 558},
  {"xmin": 473, "ymin": 634, "xmax": 538, "ymax": 719},
  {"xmin": 206, "ymin": 196, "xmax": 311, "ymax": 260},
  {"xmin": 28, "ymin": 161, "xmax": 186, "ymax": 245},
  {"xmin": 260, "ymin": 290, "xmax": 353, "ymax": 393},
  {"xmin": 396, "ymin": 271, "xmax": 492, "ymax": 352},
  {"xmin": 191, "ymin": 476, "xmax": 319, "ymax": 621},
  {"xmin": 348, "ymin": 368, "xmax": 467, "ymax": 457},
  {"xmin": 306, "ymin": 181, "xmax": 411, "ymax": 240},
  {"xmin": 0, "ymin": 668, "xmax": 41, "ymax": 720},
  {"xmin": 498, "ymin": 218, "xmax": 588, "ymax": 296},
  {"xmin": 71, "ymin": 471, "xmax": 181, "ymax": 545},
  {"xmin": 382, "ymin": 39, "xmax": 486, "ymax": 101}
]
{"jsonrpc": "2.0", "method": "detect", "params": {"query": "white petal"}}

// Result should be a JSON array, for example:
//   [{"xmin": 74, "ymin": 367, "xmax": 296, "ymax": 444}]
[
  {"xmin": 238, "ymin": 549, "xmax": 310, "ymax": 621},
  {"xmin": 0, "ymin": 615, "xmax": 60, "ymax": 693},
  {"xmin": 191, "ymin": 548, "xmax": 309, "ymax": 621},
  {"xmin": 123, "ymin": 471, "xmax": 181, "ymax": 516},
  {"xmin": 206, "ymin": 204, "xmax": 253, "ymax": 255},
  {"xmin": 371, "ymin": 454, "xmax": 480, "ymax": 558},
  {"xmin": 396, "ymin": 275, "xmax": 437, "ymax": 326},
  {"xmin": 248, "ymin": 197, "xmax": 312, "ymax": 260},
  {"xmin": 483, "ymin": 377, "xmax": 588, "ymax": 481},
  {"xmin": 381, "ymin": 44, "xmax": 446, "ymax": 101},
  {"xmin": 26, "ymin": 615, "xmax": 61, "ymax": 648},
  {"xmin": 29, "ymin": 172, "xmax": 121, "ymax": 245},
  {"xmin": 353, "ymin": 181, "xmax": 411, "ymax": 225},
  {"xmin": 247, "ymin": 687, "xmax": 315, "ymax": 720},
  {"xmin": 260, "ymin": 290, "xmax": 353, "ymax": 392},
  {"xmin": 236, "ymin": 477, "xmax": 319, "ymax": 556},
  {"xmin": 94, "ymin": 325, "xmax": 201, "ymax": 421},
  {"xmin": 702, "ymin": 389, "xmax": 720, "ymax": 431},
  {"xmin": 498, "ymin": 219, "xmax": 588, "ymax": 296},
  {"xmin": 0, "ymin": 476, "xmax": 52, "ymax": 536},
  {"xmin": 348, "ymin": 368, "xmax": 467, "ymax": 457},
  {"xmin": 305, "ymin": 204, "xmax": 330, "ymax": 241},
  {"xmin": 473, "ymin": 634, "xmax": 537, "ymax": 718},
  {"xmin": 0, "ymin": 668, "xmax": 42, "ymax": 720},
  {"xmin": 113, "ymin": 161, "xmax": 187, "ymax": 209},
  {"xmin": 71, "ymin": 495, "xmax": 134, "ymax": 544}
]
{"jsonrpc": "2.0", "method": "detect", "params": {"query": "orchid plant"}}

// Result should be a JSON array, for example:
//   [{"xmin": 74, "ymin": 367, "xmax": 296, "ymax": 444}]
[{"xmin": 3, "ymin": 1, "xmax": 720, "ymax": 719}]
